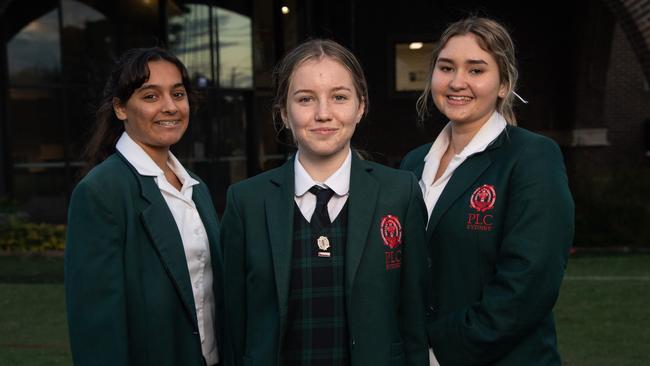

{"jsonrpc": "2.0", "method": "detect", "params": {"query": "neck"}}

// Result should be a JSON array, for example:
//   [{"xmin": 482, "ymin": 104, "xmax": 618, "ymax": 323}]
[
  {"xmin": 449, "ymin": 114, "xmax": 492, "ymax": 154},
  {"xmin": 298, "ymin": 147, "xmax": 349, "ymax": 182},
  {"xmin": 141, "ymin": 144, "xmax": 172, "ymax": 172}
]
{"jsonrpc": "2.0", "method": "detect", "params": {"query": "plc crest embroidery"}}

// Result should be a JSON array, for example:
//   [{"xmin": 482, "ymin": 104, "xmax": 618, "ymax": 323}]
[
  {"xmin": 380, "ymin": 215, "xmax": 402, "ymax": 249},
  {"xmin": 381, "ymin": 215, "xmax": 402, "ymax": 270},
  {"xmin": 470, "ymin": 184, "xmax": 496, "ymax": 212},
  {"xmin": 467, "ymin": 184, "xmax": 496, "ymax": 232}
]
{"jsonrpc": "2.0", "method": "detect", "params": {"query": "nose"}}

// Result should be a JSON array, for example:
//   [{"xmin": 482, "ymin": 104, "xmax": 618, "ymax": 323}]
[
  {"xmin": 449, "ymin": 71, "xmax": 467, "ymax": 90},
  {"xmin": 161, "ymin": 94, "xmax": 179, "ymax": 114},
  {"xmin": 315, "ymin": 100, "xmax": 332, "ymax": 122}
]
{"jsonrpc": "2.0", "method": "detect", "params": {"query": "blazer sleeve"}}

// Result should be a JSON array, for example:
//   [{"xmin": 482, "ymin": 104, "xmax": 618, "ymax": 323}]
[
  {"xmin": 428, "ymin": 137, "xmax": 575, "ymax": 365},
  {"xmin": 401, "ymin": 175, "xmax": 431, "ymax": 365},
  {"xmin": 65, "ymin": 180, "xmax": 129, "ymax": 366},
  {"xmin": 221, "ymin": 185, "xmax": 247, "ymax": 366}
]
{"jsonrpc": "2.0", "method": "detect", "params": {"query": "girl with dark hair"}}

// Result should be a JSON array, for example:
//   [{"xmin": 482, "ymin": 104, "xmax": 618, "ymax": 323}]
[
  {"xmin": 401, "ymin": 17, "xmax": 574, "ymax": 365},
  {"xmin": 221, "ymin": 39, "xmax": 429, "ymax": 365},
  {"xmin": 65, "ymin": 47, "xmax": 223, "ymax": 366}
]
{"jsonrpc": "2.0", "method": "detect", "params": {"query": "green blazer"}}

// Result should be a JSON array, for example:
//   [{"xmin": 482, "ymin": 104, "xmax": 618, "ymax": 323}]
[
  {"xmin": 65, "ymin": 153, "xmax": 223, "ymax": 366},
  {"xmin": 401, "ymin": 126, "xmax": 574, "ymax": 366},
  {"xmin": 221, "ymin": 152, "xmax": 429, "ymax": 366}
]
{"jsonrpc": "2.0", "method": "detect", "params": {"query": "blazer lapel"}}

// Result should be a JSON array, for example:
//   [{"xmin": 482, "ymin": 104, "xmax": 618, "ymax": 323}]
[
  {"xmin": 192, "ymin": 185, "xmax": 223, "ymax": 298},
  {"xmin": 425, "ymin": 128, "xmax": 508, "ymax": 238},
  {"xmin": 346, "ymin": 153, "xmax": 379, "ymax": 297},
  {"xmin": 119, "ymin": 153, "xmax": 198, "ymax": 329},
  {"xmin": 193, "ymin": 185, "xmax": 221, "ymax": 263},
  {"xmin": 426, "ymin": 152, "xmax": 491, "ymax": 240},
  {"xmin": 413, "ymin": 154, "xmax": 426, "ymax": 181},
  {"xmin": 265, "ymin": 158, "xmax": 295, "ymax": 329}
]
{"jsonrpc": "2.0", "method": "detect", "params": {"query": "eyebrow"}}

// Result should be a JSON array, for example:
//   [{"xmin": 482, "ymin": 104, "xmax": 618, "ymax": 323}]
[
  {"xmin": 292, "ymin": 86, "xmax": 353, "ymax": 95},
  {"xmin": 436, "ymin": 57, "xmax": 488, "ymax": 65},
  {"xmin": 138, "ymin": 82, "xmax": 185, "ymax": 91}
]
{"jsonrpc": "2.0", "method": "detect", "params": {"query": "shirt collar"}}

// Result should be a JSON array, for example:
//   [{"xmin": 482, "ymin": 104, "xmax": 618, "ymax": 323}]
[
  {"xmin": 458, "ymin": 111, "xmax": 507, "ymax": 158},
  {"xmin": 115, "ymin": 132, "xmax": 199, "ymax": 188},
  {"xmin": 294, "ymin": 149, "xmax": 351, "ymax": 197},
  {"xmin": 423, "ymin": 122, "xmax": 452, "ymax": 163},
  {"xmin": 420, "ymin": 112, "xmax": 506, "ymax": 187}
]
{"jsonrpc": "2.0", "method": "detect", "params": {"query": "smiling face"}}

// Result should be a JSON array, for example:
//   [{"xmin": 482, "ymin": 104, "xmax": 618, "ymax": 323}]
[
  {"xmin": 113, "ymin": 60, "xmax": 189, "ymax": 159},
  {"xmin": 281, "ymin": 56, "xmax": 365, "ymax": 166},
  {"xmin": 431, "ymin": 33, "xmax": 506, "ymax": 130}
]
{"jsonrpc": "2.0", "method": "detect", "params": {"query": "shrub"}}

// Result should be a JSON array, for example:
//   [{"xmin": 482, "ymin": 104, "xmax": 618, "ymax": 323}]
[{"xmin": 0, "ymin": 199, "xmax": 66, "ymax": 252}]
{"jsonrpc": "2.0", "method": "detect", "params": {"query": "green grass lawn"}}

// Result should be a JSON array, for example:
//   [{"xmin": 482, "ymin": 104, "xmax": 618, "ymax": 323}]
[
  {"xmin": 556, "ymin": 254, "xmax": 650, "ymax": 366},
  {"xmin": 0, "ymin": 254, "xmax": 648, "ymax": 365},
  {"xmin": 0, "ymin": 256, "xmax": 70, "ymax": 366}
]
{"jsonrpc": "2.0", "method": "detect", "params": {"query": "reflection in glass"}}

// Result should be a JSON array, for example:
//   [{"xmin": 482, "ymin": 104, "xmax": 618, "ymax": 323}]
[
  {"xmin": 61, "ymin": 0, "xmax": 105, "ymax": 27},
  {"xmin": 8, "ymin": 8, "xmax": 61, "ymax": 85},
  {"xmin": 61, "ymin": 0, "xmax": 113, "ymax": 87},
  {"xmin": 169, "ymin": 4, "xmax": 252, "ymax": 89},
  {"xmin": 216, "ymin": 7, "xmax": 253, "ymax": 89},
  {"xmin": 169, "ymin": 4, "xmax": 214, "ymax": 85}
]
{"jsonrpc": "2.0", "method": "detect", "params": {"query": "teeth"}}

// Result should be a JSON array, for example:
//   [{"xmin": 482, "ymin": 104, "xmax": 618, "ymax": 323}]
[
  {"xmin": 157, "ymin": 120, "xmax": 178, "ymax": 126},
  {"xmin": 448, "ymin": 96, "xmax": 472, "ymax": 101}
]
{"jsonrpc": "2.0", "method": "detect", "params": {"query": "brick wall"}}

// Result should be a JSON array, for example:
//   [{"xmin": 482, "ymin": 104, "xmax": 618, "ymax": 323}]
[{"xmin": 602, "ymin": 0, "xmax": 650, "ymax": 82}]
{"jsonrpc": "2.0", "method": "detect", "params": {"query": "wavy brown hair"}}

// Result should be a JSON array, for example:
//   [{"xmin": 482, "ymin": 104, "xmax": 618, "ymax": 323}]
[{"xmin": 417, "ymin": 17, "xmax": 519, "ymax": 125}]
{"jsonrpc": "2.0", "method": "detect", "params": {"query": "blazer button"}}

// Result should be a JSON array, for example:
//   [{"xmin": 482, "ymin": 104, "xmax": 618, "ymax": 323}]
[
  {"xmin": 351, "ymin": 339, "xmax": 356, "ymax": 349},
  {"xmin": 193, "ymin": 331, "xmax": 199, "ymax": 335},
  {"xmin": 427, "ymin": 257, "xmax": 432, "ymax": 268}
]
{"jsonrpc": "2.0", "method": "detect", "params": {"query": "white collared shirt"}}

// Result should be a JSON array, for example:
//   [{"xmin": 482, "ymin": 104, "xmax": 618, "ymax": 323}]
[
  {"xmin": 420, "ymin": 111, "xmax": 507, "ymax": 220},
  {"xmin": 294, "ymin": 149, "xmax": 351, "ymax": 222},
  {"xmin": 116, "ymin": 132, "xmax": 218, "ymax": 365}
]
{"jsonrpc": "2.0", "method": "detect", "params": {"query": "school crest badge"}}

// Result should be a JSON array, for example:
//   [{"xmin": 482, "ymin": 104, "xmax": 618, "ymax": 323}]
[
  {"xmin": 380, "ymin": 215, "xmax": 402, "ymax": 249},
  {"xmin": 470, "ymin": 184, "xmax": 496, "ymax": 212}
]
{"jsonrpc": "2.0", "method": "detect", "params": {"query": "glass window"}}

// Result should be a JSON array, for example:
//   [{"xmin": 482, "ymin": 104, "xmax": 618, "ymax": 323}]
[
  {"xmin": 169, "ymin": 3, "xmax": 253, "ymax": 89},
  {"xmin": 394, "ymin": 42, "xmax": 434, "ymax": 91},
  {"xmin": 169, "ymin": 3, "xmax": 215, "ymax": 85},
  {"xmin": 216, "ymin": 7, "xmax": 253, "ymax": 89},
  {"xmin": 61, "ymin": 0, "xmax": 113, "ymax": 86},
  {"xmin": 7, "ymin": 7, "xmax": 61, "ymax": 85}
]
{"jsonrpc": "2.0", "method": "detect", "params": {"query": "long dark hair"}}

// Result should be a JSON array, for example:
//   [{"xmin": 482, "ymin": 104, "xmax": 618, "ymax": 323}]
[{"xmin": 81, "ymin": 47, "xmax": 194, "ymax": 175}]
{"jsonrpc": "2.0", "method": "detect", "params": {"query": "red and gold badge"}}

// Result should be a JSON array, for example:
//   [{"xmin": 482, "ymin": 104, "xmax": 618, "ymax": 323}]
[
  {"xmin": 470, "ymin": 184, "xmax": 496, "ymax": 212},
  {"xmin": 380, "ymin": 214, "xmax": 402, "ymax": 249}
]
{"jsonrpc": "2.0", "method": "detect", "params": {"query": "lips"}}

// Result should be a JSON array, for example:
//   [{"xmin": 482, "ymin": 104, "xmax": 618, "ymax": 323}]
[
  {"xmin": 448, "ymin": 95, "xmax": 472, "ymax": 101},
  {"xmin": 155, "ymin": 120, "xmax": 180, "ymax": 127},
  {"xmin": 310, "ymin": 127, "xmax": 338, "ymax": 135}
]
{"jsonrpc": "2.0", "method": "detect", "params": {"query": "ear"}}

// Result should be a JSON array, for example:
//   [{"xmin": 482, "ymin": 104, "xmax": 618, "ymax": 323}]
[
  {"xmin": 355, "ymin": 97, "xmax": 366, "ymax": 123},
  {"xmin": 280, "ymin": 108, "xmax": 289, "ymax": 129},
  {"xmin": 113, "ymin": 97, "xmax": 127, "ymax": 121},
  {"xmin": 498, "ymin": 83, "xmax": 508, "ymax": 99}
]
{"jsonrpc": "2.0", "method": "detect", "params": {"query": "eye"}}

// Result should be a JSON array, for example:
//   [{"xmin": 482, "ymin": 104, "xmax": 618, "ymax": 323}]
[
  {"xmin": 142, "ymin": 94, "xmax": 158, "ymax": 101},
  {"xmin": 173, "ymin": 90, "xmax": 186, "ymax": 99},
  {"xmin": 297, "ymin": 95, "xmax": 313, "ymax": 103},
  {"xmin": 469, "ymin": 68, "xmax": 484, "ymax": 75},
  {"xmin": 437, "ymin": 65, "xmax": 453, "ymax": 73},
  {"xmin": 333, "ymin": 94, "xmax": 348, "ymax": 102}
]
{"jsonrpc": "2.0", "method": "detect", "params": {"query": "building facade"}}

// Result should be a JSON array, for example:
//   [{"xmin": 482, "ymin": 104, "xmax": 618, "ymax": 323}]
[{"xmin": 1, "ymin": 0, "xmax": 649, "ymax": 246}]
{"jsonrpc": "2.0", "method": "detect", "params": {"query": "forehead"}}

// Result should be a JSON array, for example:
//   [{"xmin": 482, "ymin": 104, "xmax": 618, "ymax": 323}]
[
  {"xmin": 438, "ymin": 34, "xmax": 496, "ymax": 63},
  {"xmin": 144, "ymin": 60, "xmax": 183, "ymax": 84},
  {"xmin": 289, "ymin": 56, "xmax": 355, "ymax": 88}
]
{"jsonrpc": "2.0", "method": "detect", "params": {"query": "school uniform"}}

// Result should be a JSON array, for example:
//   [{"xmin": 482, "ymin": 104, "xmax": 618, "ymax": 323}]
[
  {"xmin": 221, "ymin": 149, "xmax": 430, "ymax": 366},
  {"xmin": 65, "ymin": 133, "xmax": 224, "ymax": 366},
  {"xmin": 400, "ymin": 112, "xmax": 575, "ymax": 366}
]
